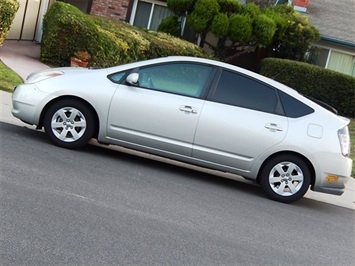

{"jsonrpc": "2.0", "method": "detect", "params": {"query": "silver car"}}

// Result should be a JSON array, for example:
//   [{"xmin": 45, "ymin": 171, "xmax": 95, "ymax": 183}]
[{"xmin": 12, "ymin": 56, "xmax": 352, "ymax": 203}]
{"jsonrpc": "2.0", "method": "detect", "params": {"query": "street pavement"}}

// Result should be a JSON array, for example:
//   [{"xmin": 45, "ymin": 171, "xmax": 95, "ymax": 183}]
[{"xmin": 0, "ymin": 40, "xmax": 354, "ymax": 209}]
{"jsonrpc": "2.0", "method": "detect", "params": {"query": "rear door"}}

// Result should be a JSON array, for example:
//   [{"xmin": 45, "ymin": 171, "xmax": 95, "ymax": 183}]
[
  {"xmin": 107, "ymin": 62, "xmax": 214, "ymax": 157},
  {"xmin": 193, "ymin": 69, "xmax": 288, "ymax": 172}
]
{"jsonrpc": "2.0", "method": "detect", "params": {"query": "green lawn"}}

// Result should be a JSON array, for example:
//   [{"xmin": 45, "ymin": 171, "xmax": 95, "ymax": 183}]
[
  {"xmin": 0, "ymin": 60, "xmax": 22, "ymax": 92},
  {"xmin": 0, "ymin": 61, "xmax": 354, "ymax": 176}
]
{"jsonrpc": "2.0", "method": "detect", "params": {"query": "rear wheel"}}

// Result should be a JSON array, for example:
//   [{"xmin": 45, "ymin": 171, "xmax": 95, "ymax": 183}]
[
  {"xmin": 43, "ymin": 99, "xmax": 95, "ymax": 149},
  {"xmin": 259, "ymin": 155, "xmax": 311, "ymax": 203}
]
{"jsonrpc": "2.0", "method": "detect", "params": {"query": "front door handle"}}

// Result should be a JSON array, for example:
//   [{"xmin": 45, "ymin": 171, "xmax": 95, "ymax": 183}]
[
  {"xmin": 179, "ymin": 105, "xmax": 198, "ymax": 114},
  {"xmin": 265, "ymin": 123, "xmax": 283, "ymax": 132}
]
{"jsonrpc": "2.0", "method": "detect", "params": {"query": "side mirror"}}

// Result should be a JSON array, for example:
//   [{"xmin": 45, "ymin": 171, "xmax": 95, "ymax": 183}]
[{"xmin": 126, "ymin": 73, "xmax": 139, "ymax": 86}]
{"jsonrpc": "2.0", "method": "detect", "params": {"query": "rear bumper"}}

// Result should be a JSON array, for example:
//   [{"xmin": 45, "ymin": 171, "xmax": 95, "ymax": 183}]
[
  {"xmin": 312, "ymin": 156, "xmax": 352, "ymax": 196},
  {"xmin": 311, "ymin": 184, "xmax": 345, "ymax": 196}
]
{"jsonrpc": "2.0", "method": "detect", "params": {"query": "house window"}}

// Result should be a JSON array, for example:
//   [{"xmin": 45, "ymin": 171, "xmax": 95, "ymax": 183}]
[
  {"xmin": 313, "ymin": 48, "xmax": 355, "ymax": 78},
  {"xmin": 130, "ymin": 0, "xmax": 172, "ymax": 31},
  {"xmin": 327, "ymin": 50, "xmax": 355, "ymax": 77}
]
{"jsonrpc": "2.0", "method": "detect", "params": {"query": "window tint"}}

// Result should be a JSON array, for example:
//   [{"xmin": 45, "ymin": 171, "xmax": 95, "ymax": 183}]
[
  {"xmin": 279, "ymin": 91, "xmax": 314, "ymax": 118},
  {"xmin": 108, "ymin": 72, "xmax": 127, "ymax": 83},
  {"xmin": 137, "ymin": 63, "xmax": 213, "ymax": 97},
  {"xmin": 212, "ymin": 70, "xmax": 278, "ymax": 113}
]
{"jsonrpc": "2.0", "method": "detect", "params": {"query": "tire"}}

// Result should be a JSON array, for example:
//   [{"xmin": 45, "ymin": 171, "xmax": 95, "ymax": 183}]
[
  {"xmin": 259, "ymin": 154, "xmax": 311, "ymax": 203},
  {"xmin": 43, "ymin": 99, "xmax": 95, "ymax": 149}
]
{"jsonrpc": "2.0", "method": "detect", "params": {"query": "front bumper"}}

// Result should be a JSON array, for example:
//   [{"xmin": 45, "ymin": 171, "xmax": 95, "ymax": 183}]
[{"xmin": 12, "ymin": 84, "xmax": 49, "ymax": 125}]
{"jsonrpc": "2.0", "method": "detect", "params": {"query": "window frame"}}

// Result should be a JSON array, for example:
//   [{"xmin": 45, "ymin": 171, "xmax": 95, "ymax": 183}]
[{"xmin": 129, "ymin": 0, "xmax": 171, "ymax": 30}]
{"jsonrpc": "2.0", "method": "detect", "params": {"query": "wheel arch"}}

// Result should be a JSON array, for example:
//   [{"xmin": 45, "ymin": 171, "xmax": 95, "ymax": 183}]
[
  {"xmin": 38, "ymin": 96, "xmax": 100, "ymax": 138},
  {"xmin": 256, "ymin": 151, "xmax": 316, "ymax": 187}
]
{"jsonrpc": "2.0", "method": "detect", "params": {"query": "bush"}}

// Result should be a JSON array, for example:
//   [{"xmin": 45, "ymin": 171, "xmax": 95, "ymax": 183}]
[
  {"xmin": 0, "ymin": 0, "xmax": 19, "ymax": 46},
  {"xmin": 157, "ymin": 16, "xmax": 180, "ymax": 37},
  {"xmin": 41, "ymin": 2, "xmax": 207, "ymax": 67},
  {"xmin": 253, "ymin": 14, "xmax": 276, "ymax": 47},
  {"xmin": 187, "ymin": 0, "xmax": 219, "ymax": 33},
  {"xmin": 259, "ymin": 58, "xmax": 355, "ymax": 117},
  {"xmin": 229, "ymin": 14, "xmax": 252, "ymax": 44},
  {"xmin": 210, "ymin": 13, "xmax": 229, "ymax": 38}
]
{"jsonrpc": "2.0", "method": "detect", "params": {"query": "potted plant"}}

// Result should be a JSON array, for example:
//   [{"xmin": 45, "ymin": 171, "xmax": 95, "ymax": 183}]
[{"xmin": 70, "ymin": 51, "xmax": 91, "ymax": 67}]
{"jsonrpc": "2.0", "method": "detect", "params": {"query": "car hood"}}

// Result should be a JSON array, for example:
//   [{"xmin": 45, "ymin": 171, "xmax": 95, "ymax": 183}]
[{"xmin": 25, "ymin": 67, "xmax": 107, "ymax": 84}]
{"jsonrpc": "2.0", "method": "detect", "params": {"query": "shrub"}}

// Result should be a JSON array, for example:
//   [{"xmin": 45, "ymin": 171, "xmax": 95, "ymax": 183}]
[
  {"xmin": 210, "ymin": 13, "xmax": 229, "ymax": 38},
  {"xmin": 218, "ymin": 0, "xmax": 242, "ymax": 14},
  {"xmin": 167, "ymin": 0, "xmax": 196, "ymax": 15},
  {"xmin": 41, "ymin": 2, "xmax": 125, "ymax": 67},
  {"xmin": 0, "ymin": 0, "xmax": 19, "ymax": 46},
  {"xmin": 259, "ymin": 58, "xmax": 355, "ymax": 117},
  {"xmin": 253, "ymin": 14, "xmax": 276, "ymax": 47},
  {"xmin": 187, "ymin": 0, "xmax": 219, "ymax": 33},
  {"xmin": 229, "ymin": 14, "xmax": 253, "ymax": 44},
  {"xmin": 41, "ymin": 2, "xmax": 207, "ymax": 67},
  {"xmin": 157, "ymin": 16, "xmax": 180, "ymax": 37}
]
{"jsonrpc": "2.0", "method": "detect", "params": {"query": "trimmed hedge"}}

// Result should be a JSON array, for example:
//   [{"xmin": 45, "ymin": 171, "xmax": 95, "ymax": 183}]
[
  {"xmin": 259, "ymin": 58, "xmax": 355, "ymax": 117},
  {"xmin": 40, "ymin": 2, "xmax": 207, "ymax": 67},
  {"xmin": 0, "ymin": 0, "xmax": 19, "ymax": 46}
]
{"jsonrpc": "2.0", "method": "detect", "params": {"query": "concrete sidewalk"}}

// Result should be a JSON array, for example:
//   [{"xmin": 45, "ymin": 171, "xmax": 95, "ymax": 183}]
[
  {"xmin": 0, "ymin": 40, "xmax": 49, "ymax": 81},
  {"xmin": 0, "ymin": 40, "xmax": 354, "ymax": 209}
]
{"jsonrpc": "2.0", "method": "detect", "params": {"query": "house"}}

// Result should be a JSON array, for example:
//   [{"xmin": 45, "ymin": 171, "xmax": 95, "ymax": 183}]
[
  {"xmin": 7, "ymin": 0, "xmax": 354, "ymax": 77},
  {"xmin": 6, "ymin": 0, "xmax": 173, "ymax": 42},
  {"xmin": 305, "ymin": 0, "xmax": 355, "ymax": 77},
  {"xmin": 7, "ymin": 0, "xmax": 55, "ymax": 42}
]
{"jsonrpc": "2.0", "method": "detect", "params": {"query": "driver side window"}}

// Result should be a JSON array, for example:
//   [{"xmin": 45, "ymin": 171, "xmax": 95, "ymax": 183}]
[{"xmin": 137, "ymin": 63, "xmax": 213, "ymax": 97}]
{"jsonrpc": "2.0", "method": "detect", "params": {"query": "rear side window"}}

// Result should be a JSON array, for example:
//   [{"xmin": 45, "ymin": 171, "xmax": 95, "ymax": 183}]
[
  {"xmin": 279, "ymin": 91, "xmax": 314, "ymax": 118},
  {"xmin": 212, "ymin": 70, "xmax": 278, "ymax": 114}
]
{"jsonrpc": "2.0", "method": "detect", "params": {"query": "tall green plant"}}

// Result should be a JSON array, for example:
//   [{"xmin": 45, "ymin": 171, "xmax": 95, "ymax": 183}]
[
  {"xmin": 0, "ymin": 0, "xmax": 19, "ymax": 46},
  {"xmin": 160, "ymin": 1, "xmax": 319, "ymax": 64}
]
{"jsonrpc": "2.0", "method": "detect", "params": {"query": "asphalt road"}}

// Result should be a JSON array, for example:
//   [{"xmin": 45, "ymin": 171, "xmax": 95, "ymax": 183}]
[{"xmin": 1, "ymin": 122, "xmax": 355, "ymax": 265}]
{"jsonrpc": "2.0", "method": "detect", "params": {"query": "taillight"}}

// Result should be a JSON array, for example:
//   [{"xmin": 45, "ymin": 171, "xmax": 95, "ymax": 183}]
[{"xmin": 338, "ymin": 126, "xmax": 350, "ymax": 157}]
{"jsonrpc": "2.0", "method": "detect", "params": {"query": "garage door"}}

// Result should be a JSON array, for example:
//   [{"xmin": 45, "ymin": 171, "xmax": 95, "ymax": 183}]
[{"xmin": 7, "ymin": 0, "xmax": 50, "ymax": 42}]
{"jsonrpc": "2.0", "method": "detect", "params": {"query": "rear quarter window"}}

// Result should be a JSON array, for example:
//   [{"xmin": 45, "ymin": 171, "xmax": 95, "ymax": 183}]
[
  {"xmin": 279, "ymin": 91, "xmax": 314, "ymax": 118},
  {"xmin": 211, "ymin": 70, "xmax": 279, "ymax": 114}
]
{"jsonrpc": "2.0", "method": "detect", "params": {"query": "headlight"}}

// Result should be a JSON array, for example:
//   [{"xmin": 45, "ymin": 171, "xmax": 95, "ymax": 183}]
[{"xmin": 26, "ymin": 70, "xmax": 64, "ymax": 83}]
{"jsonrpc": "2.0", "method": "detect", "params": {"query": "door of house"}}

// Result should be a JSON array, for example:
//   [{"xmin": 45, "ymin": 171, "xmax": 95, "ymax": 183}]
[{"xmin": 7, "ymin": 0, "xmax": 50, "ymax": 42}]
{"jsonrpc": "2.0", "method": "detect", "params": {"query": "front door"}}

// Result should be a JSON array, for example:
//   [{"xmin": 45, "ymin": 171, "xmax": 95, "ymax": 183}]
[{"xmin": 107, "ymin": 62, "xmax": 214, "ymax": 157}]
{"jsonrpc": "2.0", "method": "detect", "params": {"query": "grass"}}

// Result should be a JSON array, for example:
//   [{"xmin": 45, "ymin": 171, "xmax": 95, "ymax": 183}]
[
  {"xmin": 0, "ymin": 61, "xmax": 354, "ymax": 176},
  {"xmin": 0, "ymin": 60, "xmax": 22, "ymax": 92}
]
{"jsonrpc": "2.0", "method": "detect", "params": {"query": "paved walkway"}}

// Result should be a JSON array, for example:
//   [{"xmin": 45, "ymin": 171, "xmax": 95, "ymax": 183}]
[
  {"xmin": 0, "ymin": 40, "xmax": 49, "ymax": 80},
  {"xmin": 0, "ymin": 40, "xmax": 354, "ymax": 209}
]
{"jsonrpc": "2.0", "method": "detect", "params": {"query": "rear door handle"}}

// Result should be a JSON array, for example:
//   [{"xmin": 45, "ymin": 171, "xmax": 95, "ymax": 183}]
[
  {"xmin": 265, "ymin": 123, "xmax": 283, "ymax": 132},
  {"xmin": 179, "ymin": 105, "xmax": 198, "ymax": 114}
]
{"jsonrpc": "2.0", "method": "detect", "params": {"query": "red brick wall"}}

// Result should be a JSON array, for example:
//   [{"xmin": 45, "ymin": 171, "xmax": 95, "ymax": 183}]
[{"xmin": 90, "ymin": 0, "xmax": 131, "ymax": 21}]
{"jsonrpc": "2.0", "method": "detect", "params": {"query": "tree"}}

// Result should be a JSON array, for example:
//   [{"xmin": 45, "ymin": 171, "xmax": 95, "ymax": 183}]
[
  {"xmin": 159, "ymin": 1, "xmax": 319, "ymax": 63},
  {"xmin": 0, "ymin": 0, "xmax": 19, "ymax": 46},
  {"xmin": 266, "ymin": 5, "xmax": 320, "ymax": 61},
  {"xmin": 246, "ymin": 0, "xmax": 275, "ymax": 8}
]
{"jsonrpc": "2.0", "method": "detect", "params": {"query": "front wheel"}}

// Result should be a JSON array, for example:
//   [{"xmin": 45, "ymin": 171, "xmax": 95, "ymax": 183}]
[
  {"xmin": 259, "ymin": 155, "xmax": 311, "ymax": 203},
  {"xmin": 43, "ymin": 99, "xmax": 95, "ymax": 149}
]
